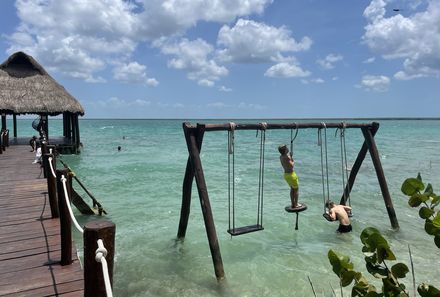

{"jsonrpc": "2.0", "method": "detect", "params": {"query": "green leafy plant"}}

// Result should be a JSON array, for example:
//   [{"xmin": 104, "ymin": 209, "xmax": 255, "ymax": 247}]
[
  {"xmin": 328, "ymin": 227, "xmax": 409, "ymax": 296},
  {"xmin": 401, "ymin": 173, "xmax": 440, "ymax": 249},
  {"xmin": 325, "ymin": 174, "xmax": 440, "ymax": 296}
]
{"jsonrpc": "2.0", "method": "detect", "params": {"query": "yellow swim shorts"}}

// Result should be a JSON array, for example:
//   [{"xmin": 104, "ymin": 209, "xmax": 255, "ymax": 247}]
[{"xmin": 284, "ymin": 172, "xmax": 299, "ymax": 189}]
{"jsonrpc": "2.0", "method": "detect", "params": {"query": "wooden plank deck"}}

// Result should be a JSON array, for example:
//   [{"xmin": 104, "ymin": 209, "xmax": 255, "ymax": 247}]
[{"xmin": 0, "ymin": 145, "xmax": 84, "ymax": 296}]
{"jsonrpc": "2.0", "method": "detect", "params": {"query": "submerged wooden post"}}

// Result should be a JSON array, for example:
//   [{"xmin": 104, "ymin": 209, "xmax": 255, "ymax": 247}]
[
  {"xmin": 362, "ymin": 124, "xmax": 399, "ymax": 229},
  {"xmin": 56, "ymin": 168, "xmax": 73, "ymax": 265},
  {"xmin": 339, "ymin": 123, "xmax": 379, "ymax": 205},
  {"xmin": 177, "ymin": 124, "xmax": 205, "ymax": 239},
  {"xmin": 46, "ymin": 153, "xmax": 59, "ymax": 218},
  {"xmin": 183, "ymin": 123, "xmax": 225, "ymax": 280},
  {"xmin": 13, "ymin": 114, "xmax": 17, "ymax": 138},
  {"xmin": 84, "ymin": 220, "xmax": 115, "ymax": 297}
]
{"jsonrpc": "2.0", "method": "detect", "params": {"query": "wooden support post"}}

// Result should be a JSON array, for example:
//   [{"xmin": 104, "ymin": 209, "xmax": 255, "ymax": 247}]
[
  {"xmin": 46, "ymin": 153, "xmax": 59, "ymax": 218},
  {"xmin": 339, "ymin": 123, "xmax": 379, "ymax": 205},
  {"xmin": 1, "ymin": 113, "xmax": 6, "ymax": 131},
  {"xmin": 177, "ymin": 123, "xmax": 205, "ymax": 239},
  {"xmin": 84, "ymin": 220, "xmax": 115, "ymax": 297},
  {"xmin": 41, "ymin": 141, "xmax": 48, "ymax": 178},
  {"xmin": 0, "ymin": 131, "xmax": 2, "ymax": 154},
  {"xmin": 63, "ymin": 112, "xmax": 67, "ymax": 137},
  {"xmin": 362, "ymin": 124, "xmax": 399, "ymax": 229},
  {"xmin": 56, "ymin": 168, "xmax": 73, "ymax": 265},
  {"xmin": 13, "ymin": 114, "xmax": 17, "ymax": 138},
  {"xmin": 75, "ymin": 114, "xmax": 81, "ymax": 149},
  {"xmin": 183, "ymin": 123, "xmax": 225, "ymax": 280}
]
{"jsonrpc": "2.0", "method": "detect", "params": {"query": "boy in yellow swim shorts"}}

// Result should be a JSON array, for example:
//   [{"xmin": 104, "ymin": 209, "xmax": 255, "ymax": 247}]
[{"xmin": 278, "ymin": 145, "xmax": 302, "ymax": 208}]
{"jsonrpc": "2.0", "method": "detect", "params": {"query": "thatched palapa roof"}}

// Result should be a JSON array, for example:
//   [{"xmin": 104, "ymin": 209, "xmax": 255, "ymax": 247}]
[{"xmin": 0, "ymin": 51, "xmax": 84, "ymax": 116}]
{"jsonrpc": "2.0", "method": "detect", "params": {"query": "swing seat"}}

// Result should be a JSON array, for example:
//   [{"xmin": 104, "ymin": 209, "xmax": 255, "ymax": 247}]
[
  {"xmin": 227, "ymin": 224, "xmax": 264, "ymax": 236},
  {"xmin": 285, "ymin": 203, "xmax": 307, "ymax": 213}
]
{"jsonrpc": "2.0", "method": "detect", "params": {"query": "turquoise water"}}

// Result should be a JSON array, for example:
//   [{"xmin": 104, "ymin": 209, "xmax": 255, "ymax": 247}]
[{"xmin": 10, "ymin": 119, "xmax": 440, "ymax": 296}]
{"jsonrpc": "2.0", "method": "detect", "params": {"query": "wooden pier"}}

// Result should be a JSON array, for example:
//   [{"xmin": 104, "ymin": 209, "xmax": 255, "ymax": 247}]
[{"xmin": 0, "ymin": 145, "xmax": 84, "ymax": 296}]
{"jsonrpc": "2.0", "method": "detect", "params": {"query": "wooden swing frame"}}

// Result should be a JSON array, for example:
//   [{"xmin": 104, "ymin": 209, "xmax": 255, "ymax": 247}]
[{"xmin": 177, "ymin": 121, "xmax": 399, "ymax": 280}]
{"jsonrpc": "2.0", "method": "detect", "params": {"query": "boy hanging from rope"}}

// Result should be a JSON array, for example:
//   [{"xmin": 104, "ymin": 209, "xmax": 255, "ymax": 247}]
[{"xmin": 278, "ymin": 144, "xmax": 303, "ymax": 208}]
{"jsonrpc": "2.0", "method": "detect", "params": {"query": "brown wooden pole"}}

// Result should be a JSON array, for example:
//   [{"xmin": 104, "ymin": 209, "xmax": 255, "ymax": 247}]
[
  {"xmin": 177, "ymin": 123, "xmax": 205, "ymax": 239},
  {"xmin": 362, "ymin": 124, "xmax": 399, "ymax": 229},
  {"xmin": 0, "ymin": 131, "xmax": 3, "ymax": 154},
  {"xmin": 46, "ymin": 153, "xmax": 59, "ymax": 218},
  {"xmin": 1, "ymin": 113, "xmax": 6, "ymax": 131},
  {"xmin": 56, "ymin": 168, "xmax": 73, "ymax": 265},
  {"xmin": 339, "ymin": 123, "xmax": 379, "ymax": 205},
  {"xmin": 75, "ymin": 114, "xmax": 81, "ymax": 149},
  {"xmin": 184, "ymin": 123, "xmax": 225, "ymax": 280},
  {"xmin": 41, "ymin": 141, "xmax": 49, "ymax": 178},
  {"xmin": 12, "ymin": 114, "xmax": 17, "ymax": 138},
  {"xmin": 84, "ymin": 220, "xmax": 115, "ymax": 297}
]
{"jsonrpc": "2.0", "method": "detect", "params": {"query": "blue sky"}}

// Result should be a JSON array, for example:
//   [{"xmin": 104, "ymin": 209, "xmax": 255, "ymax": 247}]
[{"xmin": 0, "ymin": 0, "xmax": 439, "ymax": 118}]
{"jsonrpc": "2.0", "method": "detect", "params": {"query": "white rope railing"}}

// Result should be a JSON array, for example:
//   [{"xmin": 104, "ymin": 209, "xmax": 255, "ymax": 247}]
[
  {"xmin": 61, "ymin": 175, "xmax": 84, "ymax": 234},
  {"xmin": 48, "ymin": 157, "xmax": 57, "ymax": 178},
  {"xmin": 95, "ymin": 239, "xmax": 113, "ymax": 297}
]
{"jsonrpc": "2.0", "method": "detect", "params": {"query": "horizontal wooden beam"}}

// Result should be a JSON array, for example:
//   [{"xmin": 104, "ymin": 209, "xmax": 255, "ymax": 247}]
[{"xmin": 184, "ymin": 122, "xmax": 376, "ymax": 132}]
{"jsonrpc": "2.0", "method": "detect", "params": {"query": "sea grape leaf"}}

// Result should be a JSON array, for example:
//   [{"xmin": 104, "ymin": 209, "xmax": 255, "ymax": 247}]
[
  {"xmin": 419, "ymin": 206, "xmax": 435, "ymax": 219},
  {"xmin": 432, "ymin": 195, "xmax": 440, "ymax": 205},
  {"xmin": 432, "ymin": 212, "xmax": 440, "ymax": 228},
  {"xmin": 418, "ymin": 283, "xmax": 440, "ymax": 297},
  {"xmin": 401, "ymin": 177, "xmax": 424, "ymax": 196},
  {"xmin": 366, "ymin": 262, "xmax": 387, "ymax": 278},
  {"xmin": 434, "ymin": 235, "xmax": 440, "ymax": 249},
  {"xmin": 391, "ymin": 263, "xmax": 409, "ymax": 278},
  {"xmin": 425, "ymin": 220, "xmax": 436, "ymax": 235},
  {"xmin": 328, "ymin": 249, "xmax": 352, "ymax": 276},
  {"xmin": 408, "ymin": 194, "xmax": 425, "ymax": 207},
  {"xmin": 424, "ymin": 183, "xmax": 433, "ymax": 195},
  {"xmin": 360, "ymin": 227, "xmax": 381, "ymax": 246},
  {"xmin": 341, "ymin": 270, "xmax": 356, "ymax": 286}
]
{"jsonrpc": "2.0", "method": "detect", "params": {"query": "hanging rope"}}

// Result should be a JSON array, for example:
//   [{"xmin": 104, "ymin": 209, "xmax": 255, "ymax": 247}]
[
  {"xmin": 318, "ymin": 122, "xmax": 330, "ymax": 213},
  {"xmin": 257, "ymin": 122, "xmax": 267, "ymax": 226},
  {"xmin": 339, "ymin": 122, "xmax": 351, "ymax": 207},
  {"xmin": 61, "ymin": 175, "xmax": 84, "ymax": 234},
  {"xmin": 290, "ymin": 122, "xmax": 299, "ymax": 156},
  {"xmin": 228, "ymin": 122, "xmax": 236, "ymax": 233},
  {"xmin": 95, "ymin": 239, "xmax": 114, "ymax": 297},
  {"xmin": 48, "ymin": 157, "xmax": 57, "ymax": 178}
]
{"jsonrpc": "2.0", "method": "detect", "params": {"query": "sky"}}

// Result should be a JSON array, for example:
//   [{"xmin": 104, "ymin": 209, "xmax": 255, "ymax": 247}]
[{"xmin": 0, "ymin": 0, "xmax": 439, "ymax": 119}]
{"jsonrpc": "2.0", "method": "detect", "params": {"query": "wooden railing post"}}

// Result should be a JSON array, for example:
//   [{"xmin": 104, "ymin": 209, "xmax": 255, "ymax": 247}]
[
  {"xmin": 56, "ymin": 168, "xmax": 73, "ymax": 265},
  {"xmin": 46, "ymin": 153, "xmax": 59, "ymax": 218},
  {"xmin": 84, "ymin": 220, "xmax": 115, "ymax": 297},
  {"xmin": 41, "ymin": 141, "xmax": 48, "ymax": 178},
  {"xmin": 0, "ymin": 131, "xmax": 3, "ymax": 154}
]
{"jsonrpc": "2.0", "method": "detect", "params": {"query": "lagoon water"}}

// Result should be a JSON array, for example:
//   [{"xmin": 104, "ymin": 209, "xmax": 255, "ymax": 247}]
[{"xmin": 12, "ymin": 119, "xmax": 440, "ymax": 296}]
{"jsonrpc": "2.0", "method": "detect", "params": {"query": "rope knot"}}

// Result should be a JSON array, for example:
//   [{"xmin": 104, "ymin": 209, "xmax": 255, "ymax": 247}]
[{"xmin": 95, "ymin": 239, "xmax": 108, "ymax": 262}]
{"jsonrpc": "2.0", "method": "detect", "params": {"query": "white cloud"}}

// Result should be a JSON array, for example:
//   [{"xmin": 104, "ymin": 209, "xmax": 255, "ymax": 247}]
[
  {"xmin": 264, "ymin": 62, "xmax": 310, "ymax": 78},
  {"xmin": 363, "ymin": 57, "xmax": 376, "ymax": 64},
  {"xmin": 317, "ymin": 54, "xmax": 343, "ymax": 70},
  {"xmin": 113, "ymin": 62, "xmax": 158, "ymax": 86},
  {"xmin": 158, "ymin": 38, "xmax": 228, "ymax": 86},
  {"xmin": 363, "ymin": 0, "xmax": 440, "ymax": 79},
  {"xmin": 360, "ymin": 75, "xmax": 390, "ymax": 92},
  {"xmin": 217, "ymin": 19, "xmax": 312, "ymax": 63},
  {"xmin": 6, "ymin": 0, "xmax": 271, "ymax": 83},
  {"xmin": 219, "ymin": 86, "xmax": 232, "ymax": 92}
]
